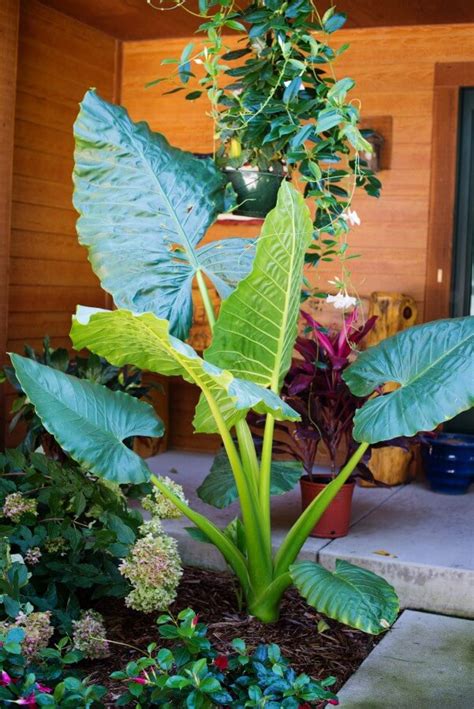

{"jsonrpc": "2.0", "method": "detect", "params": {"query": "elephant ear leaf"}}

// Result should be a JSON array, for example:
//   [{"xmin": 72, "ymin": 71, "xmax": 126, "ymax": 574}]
[
  {"xmin": 205, "ymin": 181, "xmax": 313, "ymax": 390},
  {"xmin": 10, "ymin": 353, "xmax": 163, "ymax": 484},
  {"xmin": 73, "ymin": 89, "xmax": 255, "ymax": 339},
  {"xmin": 290, "ymin": 559, "xmax": 399, "ymax": 634},
  {"xmin": 343, "ymin": 317, "xmax": 474, "ymax": 443}
]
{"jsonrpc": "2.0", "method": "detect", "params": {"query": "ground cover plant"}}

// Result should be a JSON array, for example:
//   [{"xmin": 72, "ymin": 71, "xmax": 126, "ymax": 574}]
[
  {"xmin": 112, "ymin": 607, "xmax": 337, "ymax": 707},
  {"xmin": 9, "ymin": 89, "xmax": 474, "ymax": 636},
  {"xmin": 0, "ymin": 624, "xmax": 107, "ymax": 707}
]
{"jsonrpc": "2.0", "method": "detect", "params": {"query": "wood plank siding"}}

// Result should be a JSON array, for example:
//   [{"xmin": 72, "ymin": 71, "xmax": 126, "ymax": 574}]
[{"xmin": 9, "ymin": 0, "xmax": 117, "ymax": 360}]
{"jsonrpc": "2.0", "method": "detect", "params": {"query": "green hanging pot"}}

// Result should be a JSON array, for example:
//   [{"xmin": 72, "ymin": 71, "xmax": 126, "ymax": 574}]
[{"xmin": 224, "ymin": 167, "xmax": 286, "ymax": 218}]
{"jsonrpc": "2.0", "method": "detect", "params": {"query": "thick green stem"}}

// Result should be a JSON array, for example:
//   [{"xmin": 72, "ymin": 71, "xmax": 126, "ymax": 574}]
[
  {"xmin": 274, "ymin": 442, "xmax": 370, "ymax": 577},
  {"xmin": 195, "ymin": 269, "xmax": 216, "ymax": 329},
  {"xmin": 205, "ymin": 397, "xmax": 273, "ymax": 593},
  {"xmin": 235, "ymin": 419, "xmax": 260, "ymax": 495},
  {"xmin": 247, "ymin": 572, "xmax": 292, "ymax": 623},
  {"xmin": 150, "ymin": 474, "xmax": 249, "ymax": 594},
  {"xmin": 259, "ymin": 413, "xmax": 275, "ymax": 554}
]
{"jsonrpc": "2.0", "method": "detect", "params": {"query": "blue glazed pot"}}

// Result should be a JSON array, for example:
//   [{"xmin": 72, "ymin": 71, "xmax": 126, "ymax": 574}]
[{"xmin": 420, "ymin": 433, "xmax": 474, "ymax": 494}]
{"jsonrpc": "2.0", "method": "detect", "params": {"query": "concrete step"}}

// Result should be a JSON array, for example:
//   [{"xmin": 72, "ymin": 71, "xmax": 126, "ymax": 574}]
[{"xmin": 337, "ymin": 610, "xmax": 474, "ymax": 707}]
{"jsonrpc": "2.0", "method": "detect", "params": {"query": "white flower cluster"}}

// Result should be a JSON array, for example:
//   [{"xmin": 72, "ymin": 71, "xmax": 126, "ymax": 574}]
[
  {"xmin": 120, "ymin": 518, "xmax": 182, "ymax": 614},
  {"xmin": 2, "ymin": 493, "xmax": 37, "ymax": 522},
  {"xmin": 0, "ymin": 611, "xmax": 54, "ymax": 659},
  {"xmin": 142, "ymin": 476, "xmax": 187, "ymax": 520}
]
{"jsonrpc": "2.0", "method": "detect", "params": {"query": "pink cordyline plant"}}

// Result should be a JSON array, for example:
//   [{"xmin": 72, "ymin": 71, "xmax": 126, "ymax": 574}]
[{"xmin": 278, "ymin": 308, "xmax": 377, "ymax": 479}]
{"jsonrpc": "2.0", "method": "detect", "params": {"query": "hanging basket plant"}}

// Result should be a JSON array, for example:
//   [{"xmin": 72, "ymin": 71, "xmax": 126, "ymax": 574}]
[{"xmin": 149, "ymin": 1, "xmax": 381, "ymax": 239}]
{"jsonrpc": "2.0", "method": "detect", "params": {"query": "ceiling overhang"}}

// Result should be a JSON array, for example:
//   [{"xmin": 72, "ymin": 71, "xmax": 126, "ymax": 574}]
[{"xmin": 38, "ymin": 0, "xmax": 474, "ymax": 40}]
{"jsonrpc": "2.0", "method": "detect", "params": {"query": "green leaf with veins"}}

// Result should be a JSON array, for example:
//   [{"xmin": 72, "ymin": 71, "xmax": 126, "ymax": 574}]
[
  {"xmin": 344, "ymin": 317, "xmax": 474, "ymax": 443},
  {"xmin": 73, "ymin": 89, "xmax": 255, "ymax": 340},
  {"xmin": 204, "ymin": 181, "xmax": 313, "ymax": 391},
  {"xmin": 198, "ymin": 449, "xmax": 302, "ymax": 508},
  {"xmin": 291, "ymin": 559, "xmax": 399, "ymax": 634},
  {"xmin": 70, "ymin": 308, "xmax": 299, "ymax": 434},
  {"xmin": 10, "ymin": 354, "xmax": 162, "ymax": 484}
]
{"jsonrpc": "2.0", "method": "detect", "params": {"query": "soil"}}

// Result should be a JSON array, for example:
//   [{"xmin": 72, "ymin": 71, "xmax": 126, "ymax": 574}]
[{"xmin": 87, "ymin": 566, "xmax": 381, "ymax": 706}]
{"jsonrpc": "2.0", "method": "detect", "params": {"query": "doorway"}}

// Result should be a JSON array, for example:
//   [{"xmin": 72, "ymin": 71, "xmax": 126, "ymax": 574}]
[
  {"xmin": 448, "ymin": 89, "xmax": 474, "ymax": 435},
  {"xmin": 452, "ymin": 88, "xmax": 474, "ymax": 317}
]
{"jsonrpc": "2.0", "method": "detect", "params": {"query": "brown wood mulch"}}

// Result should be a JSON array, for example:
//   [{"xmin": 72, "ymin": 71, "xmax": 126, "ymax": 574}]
[{"xmin": 86, "ymin": 566, "xmax": 381, "ymax": 706}]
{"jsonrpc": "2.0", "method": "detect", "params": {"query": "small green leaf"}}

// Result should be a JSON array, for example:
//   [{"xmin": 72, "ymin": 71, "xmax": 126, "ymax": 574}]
[
  {"xmin": 185, "ymin": 91, "xmax": 203, "ymax": 100},
  {"xmin": 225, "ymin": 20, "xmax": 246, "ymax": 31},
  {"xmin": 145, "ymin": 77, "xmax": 167, "ymax": 88},
  {"xmin": 323, "ymin": 10, "xmax": 347, "ymax": 33},
  {"xmin": 341, "ymin": 124, "xmax": 372, "ymax": 152},
  {"xmin": 327, "ymin": 77, "xmax": 355, "ymax": 103},
  {"xmin": 315, "ymin": 108, "xmax": 344, "ymax": 133},
  {"xmin": 283, "ymin": 76, "xmax": 302, "ymax": 104},
  {"xmin": 197, "ymin": 450, "xmax": 302, "ymax": 508},
  {"xmin": 317, "ymin": 619, "xmax": 330, "ymax": 633}
]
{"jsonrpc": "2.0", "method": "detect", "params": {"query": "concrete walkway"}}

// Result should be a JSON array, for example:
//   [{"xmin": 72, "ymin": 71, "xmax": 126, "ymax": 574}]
[
  {"xmin": 149, "ymin": 450, "xmax": 474, "ymax": 618},
  {"xmin": 337, "ymin": 610, "xmax": 474, "ymax": 707}
]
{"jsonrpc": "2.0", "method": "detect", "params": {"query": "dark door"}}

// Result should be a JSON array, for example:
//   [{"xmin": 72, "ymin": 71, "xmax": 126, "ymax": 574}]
[
  {"xmin": 452, "ymin": 88, "xmax": 474, "ymax": 317},
  {"xmin": 448, "ymin": 89, "xmax": 474, "ymax": 434}
]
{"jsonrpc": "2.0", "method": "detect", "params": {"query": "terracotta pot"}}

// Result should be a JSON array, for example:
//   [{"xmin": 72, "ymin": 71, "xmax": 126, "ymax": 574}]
[{"xmin": 300, "ymin": 476, "xmax": 355, "ymax": 538}]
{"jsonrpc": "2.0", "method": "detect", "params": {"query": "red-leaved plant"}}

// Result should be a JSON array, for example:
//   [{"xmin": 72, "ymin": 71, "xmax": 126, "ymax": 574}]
[{"xmin": 277, "ymin": 309, "xmax": 377, "ymax": 480}]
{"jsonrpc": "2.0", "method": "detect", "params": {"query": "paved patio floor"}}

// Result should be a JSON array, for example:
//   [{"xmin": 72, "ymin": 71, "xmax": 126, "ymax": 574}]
[
  {"xmin": 337, "ymin": 610, "xmax": 474, "ymax": 707},
  {"xmin": 148, "ymin": 450, "xmax": 474, "ymax": 618}
]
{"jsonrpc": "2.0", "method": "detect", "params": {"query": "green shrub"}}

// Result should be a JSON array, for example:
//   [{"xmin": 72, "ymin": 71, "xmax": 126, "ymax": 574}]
[{"xmin": 0, "ymin": 449, "xmax": 143, "ymax": 630}]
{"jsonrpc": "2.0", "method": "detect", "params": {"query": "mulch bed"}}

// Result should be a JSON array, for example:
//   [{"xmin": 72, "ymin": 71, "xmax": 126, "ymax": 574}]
[{"xmin": 86, "ymin": 566, "xmax": 380, "ymax": 706}]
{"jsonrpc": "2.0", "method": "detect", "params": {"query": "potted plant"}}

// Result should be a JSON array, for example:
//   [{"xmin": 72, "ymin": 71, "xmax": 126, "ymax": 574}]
[
  {"xmin": 150, "ymin": 1, "xmax": 381, "ymax": 236},
  {"xmin": 276, "ymin": 308, "xmax": 376, "ymax": 537}
]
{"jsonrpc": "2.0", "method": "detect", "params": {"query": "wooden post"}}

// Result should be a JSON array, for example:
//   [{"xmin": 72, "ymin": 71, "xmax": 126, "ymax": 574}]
[
  {"xmin": 365, "ymin": 291, "xmax": 418, "ymax": 348},
  {"xmin": 0, "ymin": 0, "xmax": 20, "ymax": 445}
]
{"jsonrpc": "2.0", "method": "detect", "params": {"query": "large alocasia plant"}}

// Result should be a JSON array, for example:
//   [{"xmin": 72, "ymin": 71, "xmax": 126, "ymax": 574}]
[{"xmin": 9, "ymin": 91, "xmax": 474, "ymax": 631}]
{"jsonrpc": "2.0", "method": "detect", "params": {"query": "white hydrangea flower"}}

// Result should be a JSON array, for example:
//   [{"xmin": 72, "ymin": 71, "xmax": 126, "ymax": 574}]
[
  {"xmin": 142, "ymin": 476, "xmax": 187, "ymax": 520},
  {"xmin": 120, "ymin": 533, "xmax": 182, "ymax": 613}
]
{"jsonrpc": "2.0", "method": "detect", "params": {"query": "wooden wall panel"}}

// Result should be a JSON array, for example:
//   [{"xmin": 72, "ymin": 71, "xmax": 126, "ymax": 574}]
[
  {"xmin": 0, "ymin": 0, "xmax": 20, "ymax": 445},
  {"xmin": 9, "ymin": 0, "xmax": 117, "ymax": 362}
]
